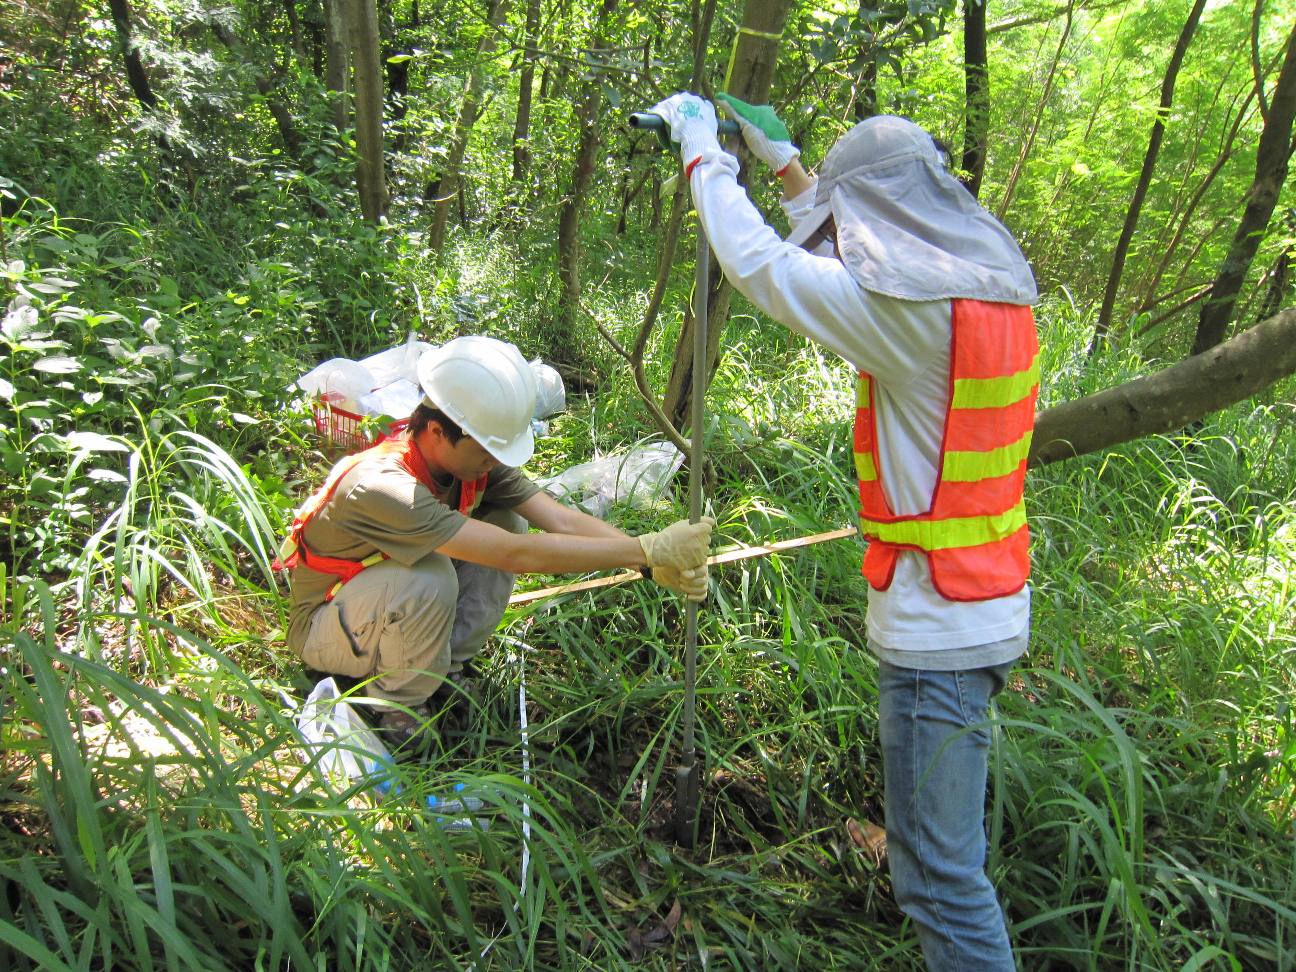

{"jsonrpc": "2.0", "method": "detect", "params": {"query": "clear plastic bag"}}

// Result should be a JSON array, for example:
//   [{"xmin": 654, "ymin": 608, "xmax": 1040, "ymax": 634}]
[
  {"xmin": 296, "ymin": 358, "xmax": 375, "ymax": 413},
  {"xmin": 530, "ymin": 360, "xmax": 566, "ymax": 419},
  {"xmin": 296, "ymin": 676, "xmax": 394, "ymax": 784},
  {"xmin": 357, "ymin": 377, "xmax": 422, "ymax": 420},
  {"xmin": 359, "ymin": 334, "xmax": 435, "ymax": 388},
  {"xmin": 537, "ymin": 441, "xmax": 684, "ymax": 517},
  {"xmin": 295, "ymin": 678, "xmax": 486, "ymax": 829}
]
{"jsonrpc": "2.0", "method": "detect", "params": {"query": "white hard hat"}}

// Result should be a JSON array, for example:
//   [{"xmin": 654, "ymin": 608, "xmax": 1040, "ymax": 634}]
[{"xmin": 416, "ymin": 336, "xmax": 537, "ymax": 466}]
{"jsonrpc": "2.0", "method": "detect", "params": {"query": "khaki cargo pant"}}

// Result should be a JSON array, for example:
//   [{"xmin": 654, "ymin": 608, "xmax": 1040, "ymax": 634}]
[{"xmin": 299, "ymin": 507, "xmax": 524, "ymax": 705}]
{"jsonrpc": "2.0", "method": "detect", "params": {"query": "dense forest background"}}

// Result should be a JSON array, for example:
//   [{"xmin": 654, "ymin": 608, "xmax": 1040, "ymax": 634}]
[{"xmin": 2, "ymin": 0, "xmax": 1295, "ymax": 968}]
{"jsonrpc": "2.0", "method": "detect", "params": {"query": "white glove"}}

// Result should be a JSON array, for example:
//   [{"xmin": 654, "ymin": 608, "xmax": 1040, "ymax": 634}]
[
  {"xmin": 648, "ymin": 92, "xmax": 721, "ymax": 165},
  {"xmin": 715, "ymin": 93, "xmax": 800, "ymax": 174}
]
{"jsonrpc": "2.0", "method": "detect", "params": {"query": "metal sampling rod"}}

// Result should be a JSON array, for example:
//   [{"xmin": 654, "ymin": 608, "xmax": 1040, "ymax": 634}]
[
  {"xmin": 673, "ymin": 206, "xmax": 709, "ymax": 849},
  {"xmin": 628, "ymin": 106, "xmax": 721, "ymax": 848}
]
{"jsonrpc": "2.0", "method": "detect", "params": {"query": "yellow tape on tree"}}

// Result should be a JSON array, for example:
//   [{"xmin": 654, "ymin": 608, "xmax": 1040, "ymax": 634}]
[{"xmin": 723, "ymin": 25, "xmax": 786, "ymax": 92}]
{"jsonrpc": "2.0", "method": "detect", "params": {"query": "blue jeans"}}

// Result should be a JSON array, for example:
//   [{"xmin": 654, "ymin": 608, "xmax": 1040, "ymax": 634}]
[{"xmin": 878, "ymin": 660, "xmax": 1015, "ymax": 971}]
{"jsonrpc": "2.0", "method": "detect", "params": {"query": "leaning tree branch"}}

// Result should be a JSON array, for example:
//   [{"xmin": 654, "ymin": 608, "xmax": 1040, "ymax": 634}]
[
  {"xmin": 1030, "ymin": 307, "xmax": 1296, "ymax": 465},
  {"xmin": 578, "ymin": 298, "xmax": 690, "ymax": 454}
]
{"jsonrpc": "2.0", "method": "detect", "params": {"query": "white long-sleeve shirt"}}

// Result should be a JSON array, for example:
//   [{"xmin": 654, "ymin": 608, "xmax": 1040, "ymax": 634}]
[{"xmin": 689, "ymin": 148, "xmax": 1029, "ymax": 664}]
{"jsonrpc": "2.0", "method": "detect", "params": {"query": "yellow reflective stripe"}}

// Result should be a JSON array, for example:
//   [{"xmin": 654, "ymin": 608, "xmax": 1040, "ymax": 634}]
[
  {"xmin": 860, "ymin": 504, "xmax": 1026, "ymax": 550},
  {"xmin": 277, "ymin": 534, "xmax": 298, "ymax": 562},
  {"xmin": 854, "ymin": 450, "xmax": 877, "ymax": 482},
  {"xmin": 359, "ymin": 552, "xmax": 386, "ymax": 568},
  {"xmin": 951, "ymin": 358, "xmax": 1039, "ymax": 410},
  {"xmin": 855, "ymin": 375, "xmax": 871, "ymax": 409},
  {"xmin": 942, "ymin": 430, "xmax": 1033, "ymax": 482}
]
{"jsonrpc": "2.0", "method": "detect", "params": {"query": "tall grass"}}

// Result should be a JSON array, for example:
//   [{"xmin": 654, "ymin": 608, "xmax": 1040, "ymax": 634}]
[{"xmin": 3, "ymin": 209, "xmax": 1295, "ymax": 969}]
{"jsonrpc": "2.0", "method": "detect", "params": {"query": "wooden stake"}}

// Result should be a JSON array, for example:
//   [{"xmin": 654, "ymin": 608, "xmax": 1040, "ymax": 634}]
[{"xmin": 506, "ymin": 526, "xmax": 858, "ymax": 607}]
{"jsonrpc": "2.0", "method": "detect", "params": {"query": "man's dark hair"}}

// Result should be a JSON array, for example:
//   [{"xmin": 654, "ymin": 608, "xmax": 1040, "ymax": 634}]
[{"xmin": 408, "ymin": 402, "xmax": 465, "ymax": 444}]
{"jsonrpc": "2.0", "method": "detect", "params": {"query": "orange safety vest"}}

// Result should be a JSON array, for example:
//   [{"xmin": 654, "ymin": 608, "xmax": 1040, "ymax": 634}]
[
  {"xmin": 855, "ymin": 299, "xmax": 1038, "ymax": 602},
  {"xmin": 273, "ymin": 437, "xmax": 488, "ymax": 602}
]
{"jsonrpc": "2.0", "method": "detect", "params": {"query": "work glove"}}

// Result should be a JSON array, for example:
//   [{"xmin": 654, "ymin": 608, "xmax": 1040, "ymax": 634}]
[
  {"xmin": 652, "ymin": 564, "xmax": 710, "ymax": 602},
  {"xmin": 715, "ymin": 93, "xmax": 800, "ymax": 174},
  {"xmin": 648, "ymin": 92, "xmax": 720, "ymax": 165},
  {"xmin": 638, "ymin": 515, "xmax": 716, "ymax": 570}
]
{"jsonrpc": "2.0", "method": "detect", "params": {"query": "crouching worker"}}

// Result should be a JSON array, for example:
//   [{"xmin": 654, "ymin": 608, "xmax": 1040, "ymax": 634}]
[{"xmin": 281, "ymin": 335, "xmax": 713, "ymax": 751}]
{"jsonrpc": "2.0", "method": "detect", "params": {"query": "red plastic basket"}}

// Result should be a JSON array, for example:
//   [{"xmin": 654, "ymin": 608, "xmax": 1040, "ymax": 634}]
[{"xmin": 312, "ymin": 396, "xmax": 409, "ymax": 453}]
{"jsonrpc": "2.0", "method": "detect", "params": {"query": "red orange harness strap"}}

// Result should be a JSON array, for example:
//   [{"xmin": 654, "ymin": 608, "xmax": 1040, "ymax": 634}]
[{"xmin": 273, "ymin": 437, "xmax": 489, "ymax": 600}]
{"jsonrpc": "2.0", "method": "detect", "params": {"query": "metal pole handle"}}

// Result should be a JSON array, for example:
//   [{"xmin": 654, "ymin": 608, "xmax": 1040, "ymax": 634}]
[{"xmin": 629, "ymin": 112, "xmax": 741, "ymax": 150}]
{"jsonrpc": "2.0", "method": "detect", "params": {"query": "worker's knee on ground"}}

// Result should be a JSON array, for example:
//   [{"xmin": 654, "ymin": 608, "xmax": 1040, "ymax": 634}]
[
  {"xmin": 383, "ymin": 555, "xmax": 460, "ymax": 667},
  {"xmin": 301, "ymin": 600, "xmax": 374, "ymax": 679},
  {"xmin": 305, "ymin": 556, "xmax": 459, "ymax": 703},
  {"xmin": 447, "ymin": 505, "xmax": 525, "ymax": 668}
]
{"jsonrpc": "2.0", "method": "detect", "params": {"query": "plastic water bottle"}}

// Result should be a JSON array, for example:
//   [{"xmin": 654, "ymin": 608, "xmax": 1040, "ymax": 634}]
[{"xmin": 370, "ymin": 769, "xmax": 488, "ymax": 830}]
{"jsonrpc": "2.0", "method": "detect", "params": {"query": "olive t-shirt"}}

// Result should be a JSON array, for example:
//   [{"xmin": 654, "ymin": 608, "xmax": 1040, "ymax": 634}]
[{"xmin": 287, "ymin": 446, "xmax": 539, "ymax": 652}]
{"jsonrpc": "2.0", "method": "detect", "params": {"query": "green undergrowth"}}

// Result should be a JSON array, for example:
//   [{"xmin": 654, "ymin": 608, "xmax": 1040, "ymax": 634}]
[{"xmin": 2, "ymin": 200, "xmax": 1295, "ymax": 969}]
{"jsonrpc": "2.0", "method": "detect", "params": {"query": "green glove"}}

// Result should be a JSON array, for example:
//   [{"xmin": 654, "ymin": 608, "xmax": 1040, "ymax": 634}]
[{"xmin": 716, "ymin": 93, "xmax": 800, "ymax": 173}]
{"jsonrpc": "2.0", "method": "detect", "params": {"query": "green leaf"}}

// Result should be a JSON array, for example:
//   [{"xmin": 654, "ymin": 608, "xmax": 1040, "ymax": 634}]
[
  {"xmin": 87, "ymin": 468, "xmax": 129, "ymax": 483},
  {"xmin": 64, "ymin": 431, "xmax": 129, "ymax": 454},
  {"xmin": 33, "ymin": 355, "xmax": 82, "ymax": 374}
]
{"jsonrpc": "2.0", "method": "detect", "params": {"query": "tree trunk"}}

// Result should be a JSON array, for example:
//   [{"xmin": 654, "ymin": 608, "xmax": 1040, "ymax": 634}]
[
  {"xmin": 510, "ymin": 0, "xmax": 542, "ymax": 190},
  {"xmin": 1254, "ymin": 210, "xmax": 1295, "ymax": 322},
  {"xmin": 960, "ymin": 0, "xmax": 988, "ymax": 197},
  {"xmin": 1091, "ymin": 0, "xmax": 1207, "ymax": 349},
  {"xmin": 107, "ymin": 0, "xmax": 159, "ymax": 110},
  {"xmin": 282, "ymin": 0, "xmax": 309, "ymax": 66},
  {"xmin": 386, "ymin": 49, "xmax": 410, "ymax": 152},
  {"xmin": 1191, "ymin": 18, "xmax": 1296, "ymax": 355},
  {"xmin": 617, "ymin": 155, "xmax": 652, "ymax": 234},
  {"xmin": 430, "ymin": 0, "xmax": 508, "ymax": 253},
  {"xmin": 554, "ymin": 0, "xmax": 620, "ymax": 350},
  {"xmin": 851, "ymin": 56, "xmax": 878, "ymax": 122},
  {"xmin": 662, "ymin": 0, "xmax": 796, "ymax": 427},
  {"xmin": 1031, "ymin": 307, "xmax": 1296, "ymax": 465},
  {"xmin": 107, "ymin": 0, "xmax": 191, "ymax": 187},
  {"xmin": 211, "ymin": 23, "xmax": 304, "ymax": 160},
  {"xmin": 324, "ymin": 0, "xmax": 350, "ymax": 132},
  {"xmin": 350, "ymin": 0, "xmax": 387, "ymax": 223},
  {"xmin": 1135, "ymin": 82, "xmax": 1257, "ymax": 314}
]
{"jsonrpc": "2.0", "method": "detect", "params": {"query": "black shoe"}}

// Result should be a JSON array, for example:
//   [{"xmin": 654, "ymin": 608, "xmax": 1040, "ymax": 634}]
[
  {"xmin": 374, "ymin": 703, "xmax": 434, "ymax": 760},
  {"xmin": 433, "ymin": 667, "xmax": 480, "ymax": 711}
]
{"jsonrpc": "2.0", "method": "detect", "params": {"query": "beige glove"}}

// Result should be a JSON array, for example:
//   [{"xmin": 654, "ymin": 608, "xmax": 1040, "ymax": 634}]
[
  {"xmin": 638, "ymin": 516, "xmax": 716, "ymax": 570},
  {"xmin": 652, "ymin": 564, "xmax": 710, "ymax": 602}
]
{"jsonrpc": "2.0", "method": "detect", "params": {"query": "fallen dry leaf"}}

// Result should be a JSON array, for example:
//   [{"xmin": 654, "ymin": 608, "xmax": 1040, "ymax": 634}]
[
  {"xmin": 627, "ymin": 927, "xmax": 645, "ymax": 962},
  {"xmin": 627, "ymin": 899, "xmax": 683, "ymax": 962},
  {"xmin": 847, "ymin": 817, "xmax": 888, "ymax": 866},
  {"xmin": 643, "ymin": 899, "xmax": 682, "ymax": 944}
]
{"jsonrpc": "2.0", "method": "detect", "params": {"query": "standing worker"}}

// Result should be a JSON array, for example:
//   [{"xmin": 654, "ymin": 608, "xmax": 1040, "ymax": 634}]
[
  {"xmin": 647, "ymin": 93, "xmax": 1038, "ymax": 969},
  {"xmin": 282, "ymin": 335, "xmax": 714, "ymax": 752}
]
